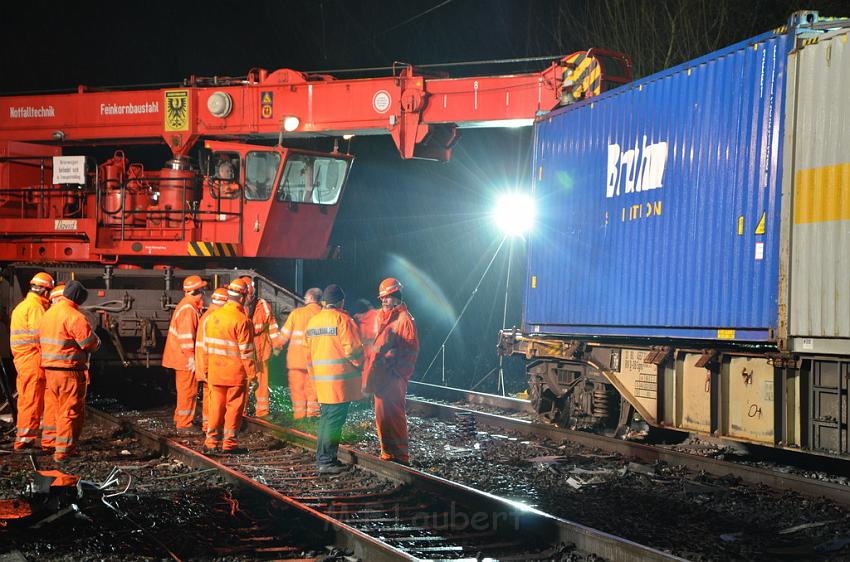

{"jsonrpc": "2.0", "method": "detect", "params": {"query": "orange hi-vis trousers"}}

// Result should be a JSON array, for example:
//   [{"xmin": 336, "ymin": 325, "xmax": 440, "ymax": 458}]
[
  {"xmin": 200, "ymin": 381, "xmax": 210, "ymax": 432},
  {"xmin": 248, "ymin": 359, "xmax": 270, "ymax": 417},
  {"xmin": 13, "ymin": 365, "xmax": 45, "ymax": 450},
  {"xmin": 45, "ymin": 370, "xmax": 87, "ymax": 461},
  {"xmin": 205, "ymin": 383, "xmax": 246, "ymax": 451},
  {"xmin": 173, "ymin": 369, "xmax": 197, "ymax": 428},
  {"xmin": 288, "ymin": 368, "xmax": 319, "ymax": 419},
  {"xmin": 375, "ymin": 376, "xmax": 410, "ymax": 463}
]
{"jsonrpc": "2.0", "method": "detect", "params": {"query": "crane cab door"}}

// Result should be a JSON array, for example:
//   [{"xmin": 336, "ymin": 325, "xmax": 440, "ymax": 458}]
[{"xmin": 199, "ymin": 141, "xmax": 352, "ymax": 259}]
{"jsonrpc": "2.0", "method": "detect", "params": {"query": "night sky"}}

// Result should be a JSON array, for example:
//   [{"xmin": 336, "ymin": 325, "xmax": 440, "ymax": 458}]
[{"xmin": 1, "ymin": 1, "xmax": 844, "ymax": 391}]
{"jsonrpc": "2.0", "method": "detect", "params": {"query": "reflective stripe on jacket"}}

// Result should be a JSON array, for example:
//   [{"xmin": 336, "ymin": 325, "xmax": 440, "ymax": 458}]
[
  {"xmin": 39, "ymin": 299, "xmax": 100, "ymax": 371},
  {"xmin": 304, "ymin": 306, "xmax": 363, "ymax": 404},
  {"xmin": 10, "ymin": 292, "xmax": 49, "ymax": 371},
  {"xmin": 204, "ymin": 301, "xmax": 256, "ymax": 386},
  {"xmin": 252, "ymin": 298, "xmax": 281, "ymax": 362},
  {"xmin": 279, "ymin": 302, "xmax": 321, "ymax": 370},
  {"xmin": 368, "ymin": 304, "xmax": 419, "ymax": 382},
  {"xmin": 195, "ymin": 303, "xmax": 222, "ymax": 380},
  {"xmin": 162, "ymin": 296, "xmax": 201, "ymax": 370}
]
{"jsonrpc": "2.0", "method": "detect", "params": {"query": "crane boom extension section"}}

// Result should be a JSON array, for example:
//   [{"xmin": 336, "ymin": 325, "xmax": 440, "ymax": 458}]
[{"xmin": 0, "ymin": 51, "xmax": 631, "ymax": 263}]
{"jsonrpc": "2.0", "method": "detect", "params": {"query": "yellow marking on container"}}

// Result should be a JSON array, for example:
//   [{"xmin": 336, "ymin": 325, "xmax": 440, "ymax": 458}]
[
  {"xmin": 531, "ymin": 275, "xmax": 537, "ymax": 289},
  {"xmin": 794, "ymin": 162, "xmax": 850, "ymax": 223},
  {"xmin": 754, "ymin": 211, "xmax": 766, "ymax": 235},
  {"xmin": 717, "ymin": 329, "xmax": 736, "ymax": 339},
  {"xmin": 737, "ymin": 216, "xmax": 745, "ymax": 235},
  {"xmin": 687, "ymin": 68, "xmax": 692, "ymax": 76}
]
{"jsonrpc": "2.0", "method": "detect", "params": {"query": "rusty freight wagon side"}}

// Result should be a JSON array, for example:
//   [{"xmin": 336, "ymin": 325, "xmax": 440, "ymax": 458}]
[{"xmin": 500, "ymin": 12, "xmax": 850, "ymax": 458}]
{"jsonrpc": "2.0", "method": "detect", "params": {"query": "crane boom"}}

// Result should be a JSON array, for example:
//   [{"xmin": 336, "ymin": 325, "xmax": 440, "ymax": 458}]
[{"xmin": 0, "ymin": 52, "xmax": 631, "ymax": 161}]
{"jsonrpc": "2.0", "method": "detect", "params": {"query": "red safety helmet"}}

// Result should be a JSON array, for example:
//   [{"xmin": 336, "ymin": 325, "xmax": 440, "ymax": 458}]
[
  {"xmin": 30, "ymin": 272, "xmax": 55, "ymax": 290},
  {"xmin": 183, "ymin": 275, "xmax": 207, "ymax": 292},
  {"xmin": 210, "ymin": 287, "xmax": 229, "ymax": 304},
  {"xmin": 378, "ymin": 277, "xmax": 402, "ymax": 299},
  {"xmin": 50, "ymin": 284, "xmax": 66, "ymax": 301},
  {"xmin": 227, "ymin": 278, "xmax": 250, "ymax": 296}
]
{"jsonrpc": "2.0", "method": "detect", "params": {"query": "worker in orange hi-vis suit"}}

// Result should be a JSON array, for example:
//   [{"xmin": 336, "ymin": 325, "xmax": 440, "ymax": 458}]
[
  {"xmin": 39, "ymin": 280, "xmax": 100, "ymax": 463},
  {"xmin": 40, "ymin": 283, "xmax": 65, "ymax": 450},
  {"xmin": 195, "ymin": 287, "xmax": 229, "ymax": 433},
  {"xmin": 10, "ymin": 272, "xmax": 54, "ymax": 452},
  {"xmin": 304, "ymin": 284, "xmax": 364, "ymax": 474},
  {"xmin": 240, "ymin": 276, "xmax": 282, "ymax": 418},
  {"xmin": 362, "ymin": 278, "xmax": 419, "ymax": 465},
  {"xmin": 162, "ymin": 275, "xmax": 207, "ymax": 431},
  {"xmin": 278, "ymin": 287, "xmax": 323, "ymax": 419},
  {"xmin": 49, "ymin": 284, "xmax": 66, "ymax": 305},
  {"xmin": 353, "ymin": 299, "xmax": 380, "ymax": 355},
  {"xmin": 203, "ymin": 278, "xmax": 256, "ymax": 454}
]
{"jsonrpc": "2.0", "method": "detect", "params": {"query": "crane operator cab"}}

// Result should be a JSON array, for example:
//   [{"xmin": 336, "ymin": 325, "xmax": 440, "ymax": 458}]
[{"xmin": 200, "ymin": 141, "xmax": 353, "ymax": 259}]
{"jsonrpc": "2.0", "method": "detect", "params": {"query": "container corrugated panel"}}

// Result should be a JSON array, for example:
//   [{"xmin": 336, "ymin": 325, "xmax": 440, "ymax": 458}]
[
  {"xmin": 789, "ymin": 26, "xmax": 850, "ymax": 349},
  {"xmin": 526, "ymin": 31, "xmax": 791, "ymax": 341}
]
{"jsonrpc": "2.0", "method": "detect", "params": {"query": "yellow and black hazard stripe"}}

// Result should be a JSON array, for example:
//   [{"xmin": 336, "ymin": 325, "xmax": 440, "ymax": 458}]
[
  {"xmin": 565, "ymin": 51, "xmax": 603, "ymax": 100},
  {"xmin": 802, "ymin": 37, "xmax": 820, "ymax": 46},
  {"xmin": 187, "ymin": 242, "xmax": 239, "ymax": 257}
]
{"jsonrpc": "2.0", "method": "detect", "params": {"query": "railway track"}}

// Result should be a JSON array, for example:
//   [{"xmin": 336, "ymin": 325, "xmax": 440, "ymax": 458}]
[
  {"xmin": 89, "ymin": 400, "xmax": 682, "ymax": 562},
  {"xmin": 406, "ymin": 381, "xmax": 850, "ymax": 508}
]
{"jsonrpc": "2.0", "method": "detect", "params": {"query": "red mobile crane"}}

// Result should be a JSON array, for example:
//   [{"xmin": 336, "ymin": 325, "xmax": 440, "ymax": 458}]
[
  {"xmin": 0, "ymin": 52, "xmax": 630, "ymax": 263},
  {"xmin": 0, "ymin": 52, "xmax": 630, "ymax": 370}
]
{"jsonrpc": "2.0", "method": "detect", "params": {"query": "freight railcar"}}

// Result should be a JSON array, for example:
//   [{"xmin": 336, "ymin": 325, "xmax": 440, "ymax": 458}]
[{"xmin": 499, "ymin": 12, "xmax": 850, "ymax": 458}]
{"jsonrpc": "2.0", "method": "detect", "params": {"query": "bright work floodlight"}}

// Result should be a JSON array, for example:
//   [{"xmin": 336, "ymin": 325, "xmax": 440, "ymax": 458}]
[{"xmin": 492, "ymin": 191, "xmax": 536, "ymax": 236}]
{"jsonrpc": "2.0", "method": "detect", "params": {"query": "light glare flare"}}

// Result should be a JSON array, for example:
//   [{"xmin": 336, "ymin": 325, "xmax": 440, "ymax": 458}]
[{"xmin": 493, "ymin": 192, "xmax": 536, "ymax": 236}]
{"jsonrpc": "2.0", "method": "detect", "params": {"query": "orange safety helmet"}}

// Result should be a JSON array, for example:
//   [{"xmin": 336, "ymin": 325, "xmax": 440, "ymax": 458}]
[
  {"xmin": 227, "ymin": 278, "xmax": 250, "ymax": 296},
  {"xmin": 183, "ymin": 275, "xmax": 207, "ymax": 292},
  {"xmin": 378, "ymin": 277, "xmax": 402, "ymax": 299},
  {"xmin": 210, "ymin": 287, "xmax": 229, "ymax": 304},
  {"xmin": 30, "ymin": 272, "xmax": 55, "ymax": 290},
  {"xmin": 50, "ymin": 284, "xmax": 66, "ymax": 301},
  {"xmin": 239, "ymin": 275, "xmax": 255, "ymax": 296}
]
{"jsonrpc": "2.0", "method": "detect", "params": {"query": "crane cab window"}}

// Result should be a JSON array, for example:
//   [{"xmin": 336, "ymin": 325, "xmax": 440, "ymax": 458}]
[
  {"xmin": 210, "ymin": 152, "xmax": 240, "ymax": 199},
  {"xmin": 277, "ymin": 155, "xmax": 347, "ymax": 205},
  {"xmin": 244, "ymin": 152, "xmax": 280, "ymax": 201}
]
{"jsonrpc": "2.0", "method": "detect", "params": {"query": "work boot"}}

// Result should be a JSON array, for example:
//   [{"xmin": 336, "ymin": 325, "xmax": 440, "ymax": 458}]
[
  {"xmin": 220, "ymin": 447, "xmax": 248, "ymax": 455},
  {"xmin": 318, "ymin": 463, "xmax": 349, "ymax": 475},
  {"xmin": 201, "ymin": 446, "xmax": 219, "ymax": 455}
]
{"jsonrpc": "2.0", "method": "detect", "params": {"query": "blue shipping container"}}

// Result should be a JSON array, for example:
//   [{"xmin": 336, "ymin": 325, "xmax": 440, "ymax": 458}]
[{"xmin": 526, "ymin": 30, "xmax": 791, "ymax": 342}]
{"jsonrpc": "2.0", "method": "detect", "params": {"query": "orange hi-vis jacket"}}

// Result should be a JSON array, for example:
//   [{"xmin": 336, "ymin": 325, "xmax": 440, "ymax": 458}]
[
  {"xmin": 204, "ymin": 301, "xmax": 257, "ymax": 386},
  {"xmin": 279, "ymin": 302, "xmax": 321, "ymax": 370},
  {"xmin": 356, "ymin": 308, "xmax": 380, "ymax": 353},
  {"xmin": 304, "ymin": 306, "xmax": 364, "ymax": 404},
  {"xmin": 10, "ymin": 292, "xmax": 49, "ymax": 371},
  {"xmin": 252, "ymin": 298, "xmax": 281, "ymax": 362},
  {"xmin": 195, "ymin": 303, "xmax": 223, "ymax": 380},
  {"xmin": 39, "ymin": 299, "xmax": 101, "ymax": 371},
  {"xmin": 162, "ymin": 295, "xmax": 202, "ymax": 370},
  {"xmin": 370, "ymin": 304, "xmax": 420, "ymax": 382}
]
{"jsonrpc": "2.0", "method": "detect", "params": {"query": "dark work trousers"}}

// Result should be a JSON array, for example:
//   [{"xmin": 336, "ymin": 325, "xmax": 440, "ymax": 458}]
[{"xmin": 316, "ymin": 402, "xmax": 351, "ymax": 467}]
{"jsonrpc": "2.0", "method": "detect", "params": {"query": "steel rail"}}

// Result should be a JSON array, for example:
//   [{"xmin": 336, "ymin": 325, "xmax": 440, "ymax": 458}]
[
  {"xmin": 244, "ymin": 416, "xmax": 683, "ymax": 562},
  {"xmin": 87, "ymin": 405, "xmax": 682, "ymax": 562},
  {"xmin": 409, "ymin": 380, "xmax": 532, "ymax": 413},
  {"xmin": 403, "ymin": 394, "xmax": 850, "ymax": 509},
  {"xmin": 86, "ymin": 407, "xmax": 412, "ymax": 562}
]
